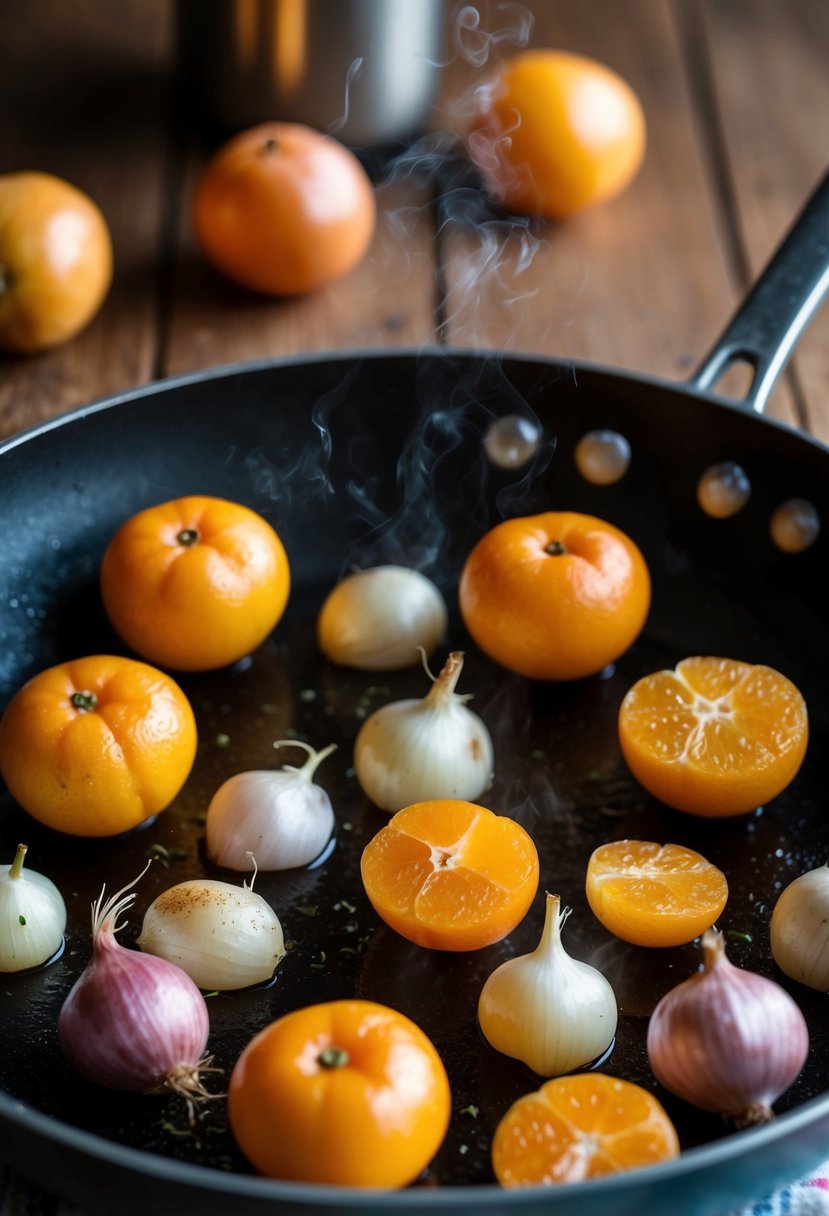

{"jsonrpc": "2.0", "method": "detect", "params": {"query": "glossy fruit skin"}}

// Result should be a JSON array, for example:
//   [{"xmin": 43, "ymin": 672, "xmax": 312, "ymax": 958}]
[
  {"xmin": 192, "ymin": 122, "xmax": 376, "ymax": 296},
  {"xmin": 0, "ymin": 655, "xmax": 197, "ymax": 837},
  {"xmin": 228, "ymin": 999, "xmax": 451, "ymax": 1187},
  {"xmin": 0, "ymin": 171, "xmax": 113, "ymax": 353},
  {"xmin": 469, "ymin": 50, "xmax": 646, "ymax": 220},
  {"xmin": 459, "ymin": 511, "xmax": 650, "ymax": 681},
  {"xmin": 100, "ymin": 495, "xmax": 290, "ymax": 672}
]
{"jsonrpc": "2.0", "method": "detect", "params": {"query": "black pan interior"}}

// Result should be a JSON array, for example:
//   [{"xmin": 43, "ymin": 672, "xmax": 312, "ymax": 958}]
[{"xmin": 1, "ymin": 352, "xmax": 828, "ymax": 1193}]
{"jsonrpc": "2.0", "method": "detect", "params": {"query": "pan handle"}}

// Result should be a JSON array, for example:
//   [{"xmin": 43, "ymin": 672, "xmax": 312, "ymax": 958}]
[{"xmin": 689, "ymin": 170, "xmax": 829, "ymax": 414}]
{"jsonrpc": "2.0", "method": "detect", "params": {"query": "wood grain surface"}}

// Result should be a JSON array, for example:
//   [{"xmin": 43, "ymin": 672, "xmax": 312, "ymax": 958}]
[{"xmin": 1, "ymin": 0, "xmax": 827, "ymax": 440}]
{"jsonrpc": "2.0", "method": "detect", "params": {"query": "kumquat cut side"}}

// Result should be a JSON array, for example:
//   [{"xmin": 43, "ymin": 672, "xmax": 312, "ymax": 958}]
[
  {"xmin": 618, "ymin": 657, "xmax": 808, "ymax": 818},
  {"xmin": 492, "ymin": 1072, "xmax": 680, "ymax": 1188},
  {"xmin": 360, "ymin": 799, "xmax": 539, "ymax": 952},
  {"xmin": 585, "ymin": 840, "xmax": 728, "ymax": 948}
]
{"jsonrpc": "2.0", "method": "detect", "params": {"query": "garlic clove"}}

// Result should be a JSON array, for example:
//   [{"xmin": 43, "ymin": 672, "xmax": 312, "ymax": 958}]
[
  {"xmin": 647, "ymin": 929, "xmax": 809, "ymax": 1124},
  {"xmin": 138, "ymin": 877, "xmax": 285, "ymax": 991},
  {"xmin": 318, "ymin": 565, "xmax": 448, "ymax": 670},
  {"xmin": 206, "ymin": 741, "xmax": 336, "ymax": 871},
  {"xmin": 479, "ymin": 893, "xmax": 618, "ymax": 1076},
  {"xmin": 0, "ymin": 843, "xmax": 67, "ymax": 972},
  {"xmin": 770, "ymin": 863, "xmax": 829, "ymax": 991},
  {"xmin": 354, "ymin": 651, "xmax": 494, "ymax": 813}
]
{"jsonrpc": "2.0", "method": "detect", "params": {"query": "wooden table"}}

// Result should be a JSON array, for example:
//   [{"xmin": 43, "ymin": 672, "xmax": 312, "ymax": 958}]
[{"xmin": 1, "ymin": 0, "xmax": 828, "ymax": 444}]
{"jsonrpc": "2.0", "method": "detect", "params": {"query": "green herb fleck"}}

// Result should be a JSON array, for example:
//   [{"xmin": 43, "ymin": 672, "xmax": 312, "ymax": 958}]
[
  {"xmin": 18, "ymin": 914, "xmax": 26, "ymax": 926},
  {"xmin": 145, "ymin": 843, "xmax": 187, "ymax": 869},
  {"xmin": 355, "ymin": 707, "xmax": 367, "ymax": 719},
  {"xmin": 161, "ymin": 1121, "xmax": 178, "ymax": 1133},
  {"xmin": 334, "ymin": 899, "xmax": 356, "ymax": 914},
  {"xmin": 310, "ymin": 951, "xmax": 327, "ymax": 970},
  {"xmin": 727, "ymin": 930, "xmax": 753, "ymax": 944},
  {"xmin": 586, "ymin": 768, "xmax": 601, "ymax": 782},
  {"xmin": 203, "ymin": 991, "xmax": 219, "ymax": 998},
  {"xmin": 339, "ymin": 946, "xmax": 358, "ymax": 956},
  {"xmin": 295, "ymin": 904, "xmax": 318, "ymax": 918},
  {"xmin": 299, "ymin": 689, "xmax": 317, "ymax": 703},
  {"xmin": 530, "ymin": 749, "xmax": 545, "ymax": 761},
  {"xmin": 459, "ymin": 1144, "xmax": 469, "ymax": 1155},
  {"xmin": 345, "ymin": 768, "xmax": 356, "ymax": 779},
  {"xmin": 343, "ymin": 921, "xmax": 359, "ymax": 934},
  {"xmin": 215, "ymin": 733, "xmax": 231, "ymax": 749},
  {"xmin": 460, "ymin": 1104, "xmax": 479, "ymax": 1118},
  {"xmin": 187, "ymin": 814, "xmax": 208, "ymax": 826},
  {"xmin": 342, "ymin": 821, "xmax": 354, "ymax": 832},
  {"xmin": 365, "ymin": 686, "xmax": 391, "ymax": 698}
]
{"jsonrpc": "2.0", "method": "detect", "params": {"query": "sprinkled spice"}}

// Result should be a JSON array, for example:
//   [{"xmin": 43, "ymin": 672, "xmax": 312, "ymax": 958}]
[
  {"xmin": 727, "ymin": 929, "xmax": 753, "ymax": 944},
  {"xmin": 334, "ymin": 899, "xmax": 356, "ymax": 914},
  {"xmin": 460, "ymin": 1104, "xmax": 479, "ymax": 1118}
]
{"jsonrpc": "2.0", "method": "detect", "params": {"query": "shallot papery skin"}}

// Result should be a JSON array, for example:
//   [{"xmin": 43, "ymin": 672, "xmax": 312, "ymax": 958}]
[
  {"xmin": 647, "ymin": 931, "xmax": 809, "ymax": 1123},
  {"xmin": 58, "ymin": 922, "xmax": 209, "ymax": 1092}
]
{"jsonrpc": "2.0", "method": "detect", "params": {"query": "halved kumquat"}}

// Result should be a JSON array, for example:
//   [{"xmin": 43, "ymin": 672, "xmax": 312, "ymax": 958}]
[
  {"xmin": 585, "ymin": 839, "xmax": 728, "ymax": 948},
  {"xmin": 360, "ymin": 799, "xmax": 539, "ymax": 951},
  {"xmin": 492, "ymin": 1072, "xmax": 679, "ymax": 1187},
  {"xmin": 618, "ymin": 657, "xmax": 808, "ymax": 817}
]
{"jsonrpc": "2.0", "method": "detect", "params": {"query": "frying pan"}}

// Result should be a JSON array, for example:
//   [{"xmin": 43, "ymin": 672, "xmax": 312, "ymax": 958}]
[{"xmin": 2, "ymin": 172, "xmax": 829, "ymax": 1216}]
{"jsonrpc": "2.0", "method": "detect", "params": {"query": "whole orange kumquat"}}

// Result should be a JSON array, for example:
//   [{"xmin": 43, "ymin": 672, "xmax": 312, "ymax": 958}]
[
  {"xmin": 228, "ymin": 999, "xmax": 451, "ymax": 1188},
  {"xmin": 459, "ymin": 511, "xmax": 650, "ymax": 681},
  {"xmin": 469, "ymin": 50, "xmax": 646, "ymax": 220},
  {"xmin": 100, "ymin": 495, "xmax": 290, "ymax": 671},
  {"xmin": 0, "ymin": 655, "xmax": 197, "ymax": 837}
]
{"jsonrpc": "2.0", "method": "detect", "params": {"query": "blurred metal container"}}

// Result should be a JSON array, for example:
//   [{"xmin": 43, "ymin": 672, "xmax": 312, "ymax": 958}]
[{"xmin": 177, "ymin": 0, "xmax": 445, "ymax": 149}]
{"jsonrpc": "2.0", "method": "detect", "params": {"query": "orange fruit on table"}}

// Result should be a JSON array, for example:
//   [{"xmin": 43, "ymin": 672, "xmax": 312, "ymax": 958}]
[
  {"xmin": 0, "ymin": 171, "xmax": 112, "ymax": 353},
  {"xmin": 361, "ymin": 799, "xmax": 539, "ymax": 951},
  {"xmin": 585, "ymin": 839, "xmax": 728, "ymax": 948},
  {"xmin": 458, "ymin": 511, "xmax": 650, "ymax": 681},
  {"xmin": 100, "ymin": 495, "xmax": 290, "ymax": 671},
  {"xmin": 228, "ymin": 999, "xmax": 451, "ymax": 1188},
  {"xmin": 618, "ymin": 656, "xmax": 808, "ymax": 817},
  {"xmin": 0, "ymin": 655, "xmax": 196, "ymax": 837},
  {"xmin": 492, "ymin": 1072, "xmax": 679, "ymax": 1187},
  {"xmin": 468, "ymin": 50, "xmax": 646, "ymax": 220},
  {"xmin": 192, "ymin": 122, "xmax": 376, "ymax": 296}
]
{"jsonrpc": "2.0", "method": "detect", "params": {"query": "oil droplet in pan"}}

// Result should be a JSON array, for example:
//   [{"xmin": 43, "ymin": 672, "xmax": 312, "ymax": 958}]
[
  {"xmin": 484, "ymin": 415, "xmax": 541, "ymax": 469},
  {"xmin": 770, "ymin": 498, "xmax": 820, "ymax": 553},
  {"xmin": 574, "ymin": 430, "xmax": 631, "ymax": 485},
  {"xmin": 697, "ymin": 461, "xmax": 751, "ymax": 518}
]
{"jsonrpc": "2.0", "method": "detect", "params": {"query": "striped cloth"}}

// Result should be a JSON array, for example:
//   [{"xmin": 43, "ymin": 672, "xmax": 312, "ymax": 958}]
[{"xmin": 2, "ymin": 1161, "xmax": 829, "ymax": 1215}]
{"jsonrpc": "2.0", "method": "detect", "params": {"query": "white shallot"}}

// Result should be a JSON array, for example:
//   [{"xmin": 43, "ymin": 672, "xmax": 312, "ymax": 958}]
[
  {"xmin": 206, "ymin": 741, "xmax": 336, "ymax": 871},
  {"xmin": 354, "ymin": 651, "xmax": 494, "ymax": 813},
  {"xmin": 770, "ymin": 863, "xmax": 829, "ymax": 991},
  {"xmin": 138, "ymin": 870, "xmax": 285, "ymax": 991},
  {"xmin": 0, "ymin": 843, "xmax": 66, "ymax": 972},
  {"xmin": 478, "ymin": 893, "xmax": 617, "ymax": 1075},
  {"xmin": 317, "ymin": 565, "xmax": 447, "ymax": 670}
]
